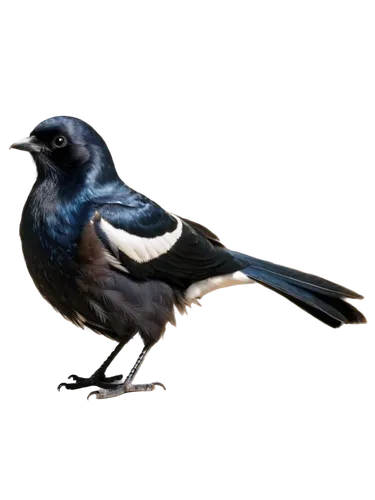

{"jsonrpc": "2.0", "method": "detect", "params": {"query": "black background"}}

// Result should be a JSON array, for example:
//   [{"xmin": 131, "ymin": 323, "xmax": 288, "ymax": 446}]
[{"xmin": 9, "ymin": 104, "xmax": 371, "ymax": 407}]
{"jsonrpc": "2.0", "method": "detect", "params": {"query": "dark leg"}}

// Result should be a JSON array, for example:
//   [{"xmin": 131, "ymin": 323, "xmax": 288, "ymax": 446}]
[
  {"xmin": 124, "ymin": 345, "xmax": 154, "ymax": 384},
  {"xmin": 88, "ymin": 343, "xmax": 165, "ymax": 400},
  {"xmin": 94, "ymin": 340, "xmax": 129, "ymax": 376},
  {"xmin": 58, "ymin": 341, "xmax": 125, "ymax": 392}
]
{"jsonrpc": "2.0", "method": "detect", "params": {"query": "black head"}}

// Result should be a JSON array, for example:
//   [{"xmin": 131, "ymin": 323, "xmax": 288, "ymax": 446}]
[{"xmin": 10, "ymin": 116, "xmax": 118, "ymax": 183}]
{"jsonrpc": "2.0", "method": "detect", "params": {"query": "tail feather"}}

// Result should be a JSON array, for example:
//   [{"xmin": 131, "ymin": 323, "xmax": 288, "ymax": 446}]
[
  {"xmin": 238, "ymin": 255, "xmax": 366, "ymax": 328},
  {"xmin": 233, "ymin": 253, "xmax": 363, "ymax": 299}
]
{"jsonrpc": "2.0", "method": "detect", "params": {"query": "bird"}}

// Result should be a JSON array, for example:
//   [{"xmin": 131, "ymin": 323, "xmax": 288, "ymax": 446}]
[{"xmin": 11, "ymin": 116, "xmax": 366, "ymax": 400}]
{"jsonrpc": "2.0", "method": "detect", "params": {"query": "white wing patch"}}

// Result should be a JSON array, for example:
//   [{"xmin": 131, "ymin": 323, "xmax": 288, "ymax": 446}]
[
  {"xmin": 99, "ymin": 215, "xmax": 183, "ymax": 263},
  {"xmin": 185, "ymin": 271, "xmax": 254, "ymax": 302}
]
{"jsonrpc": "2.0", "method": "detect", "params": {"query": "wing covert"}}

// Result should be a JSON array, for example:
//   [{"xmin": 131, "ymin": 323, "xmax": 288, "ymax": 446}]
[{"xmin": 93, "ymin": 202, "xmax": 239, "ymax": 288}]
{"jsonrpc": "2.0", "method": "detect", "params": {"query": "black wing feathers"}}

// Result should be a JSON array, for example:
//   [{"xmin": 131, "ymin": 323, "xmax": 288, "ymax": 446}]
[
  {"xmin": 98, "ymin": 202, "xmax": 178, "ymax": 237},
  {"xmin": 178, "ymin": 216, "xmax": 225, "ymax": 247},
  {"xmin": 93, "ymin": 202, "xmax": 239, "ymax": 289}
]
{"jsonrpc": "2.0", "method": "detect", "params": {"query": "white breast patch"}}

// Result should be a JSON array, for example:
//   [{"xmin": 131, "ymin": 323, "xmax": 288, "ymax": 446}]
[{"xmin": 99, "ymin": 215, "xmax": 183, "ymax": 263}]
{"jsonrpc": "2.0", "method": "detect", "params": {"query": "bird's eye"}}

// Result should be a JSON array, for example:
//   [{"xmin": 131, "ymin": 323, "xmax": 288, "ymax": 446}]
[{"xmin": 52, "ymin": 135, "xmax": 68, "ymax": 148}]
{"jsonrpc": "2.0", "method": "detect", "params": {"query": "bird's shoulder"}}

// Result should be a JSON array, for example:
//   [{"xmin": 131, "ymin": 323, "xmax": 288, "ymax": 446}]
[
  {"xmin": 90, "ymin": 183, "xmax": 223, "ymax": 244},
  {"xmin": 87, "ymin": 181, "xmax": 180, "ymax": 238}
]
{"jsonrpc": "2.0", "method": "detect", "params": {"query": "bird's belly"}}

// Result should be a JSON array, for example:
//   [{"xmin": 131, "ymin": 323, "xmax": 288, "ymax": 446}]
[
  {"xmin": 30, "ymin": 273, "xmax": 82, "ymax": 328},
  {"xmin": 24, "ymin": 250, "xmax": 80, "ymax": 312}
]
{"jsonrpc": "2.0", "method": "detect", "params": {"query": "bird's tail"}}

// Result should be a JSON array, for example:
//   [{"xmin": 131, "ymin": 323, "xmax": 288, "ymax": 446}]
[{"xmin": 231, "ymin": 252, "xmax": 366, "ymax": 328}]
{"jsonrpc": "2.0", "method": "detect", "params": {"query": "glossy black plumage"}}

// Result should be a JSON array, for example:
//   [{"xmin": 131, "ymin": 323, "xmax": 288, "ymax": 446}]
[
  {"xmin": 12, "ymin": 116, "xmax": 366, "ymax": 400},
  {"xmin": 18, "ymin": 119, "xmax": 184, "ymax": 345}
]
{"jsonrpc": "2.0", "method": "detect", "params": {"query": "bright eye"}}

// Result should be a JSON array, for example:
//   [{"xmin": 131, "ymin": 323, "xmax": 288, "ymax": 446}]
[{"xmin": 52, "ymin": 135, "xmax": 68, "ymax": 148}]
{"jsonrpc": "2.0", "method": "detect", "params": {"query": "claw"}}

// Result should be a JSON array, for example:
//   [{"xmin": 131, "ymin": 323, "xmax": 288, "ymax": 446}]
[
  {"xmin": 56, "ymin": 373, "xmax": 126, "ymax": 392},
  {"xmin": 85, "ymin": 381, "xmax": 167, "ymax": 401}
]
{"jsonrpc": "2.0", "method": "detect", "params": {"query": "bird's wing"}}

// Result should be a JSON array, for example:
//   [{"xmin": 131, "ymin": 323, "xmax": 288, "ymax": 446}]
[
  {"xmin": 93, "ymin": 201, "xmax": 238, "ymax": 288},
  {"xmin": 176, "ymin": 216, "xmax": 225, "ymax": 248}
]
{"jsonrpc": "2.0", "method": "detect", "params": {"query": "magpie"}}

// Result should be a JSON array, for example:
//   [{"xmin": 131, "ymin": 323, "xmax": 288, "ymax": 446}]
[{"xmin": 11, "ymin": 116, "xmax": 366, "ymax": 400}]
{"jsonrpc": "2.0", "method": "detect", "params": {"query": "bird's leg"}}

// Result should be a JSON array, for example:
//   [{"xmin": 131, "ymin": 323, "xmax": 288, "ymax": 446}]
[
  {"xmin": 58, "ymin": 341, "xmax": 125, "ymax": 391},
  {"xmin": 124, "ymin": 344, "xmax": 153, "ymax": 384},
  {"xmin": 88, "ymin": 343, "xmax": 165, "ymax": 400},
  {"xmin": 85, "ymin": 341, "xmax": 125, "ymax": 382}
]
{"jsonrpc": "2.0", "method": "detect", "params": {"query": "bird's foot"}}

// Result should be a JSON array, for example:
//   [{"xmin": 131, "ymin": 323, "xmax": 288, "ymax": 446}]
[
  {"xmin": 57, "ymin": 372, "xmax": 123, "ymax": 391},
  {"xmin": 87, "ymin": 381, "xmax": 166, "ymax": 400}
]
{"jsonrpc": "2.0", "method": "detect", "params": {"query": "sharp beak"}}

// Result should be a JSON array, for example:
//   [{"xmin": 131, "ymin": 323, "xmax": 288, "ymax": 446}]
[{"xmin": 10, "ymin": 135, "xmax": 42, "ymax": 153}]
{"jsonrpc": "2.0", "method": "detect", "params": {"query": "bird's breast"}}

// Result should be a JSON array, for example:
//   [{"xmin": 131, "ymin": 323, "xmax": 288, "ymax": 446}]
[{"xmin": 19, "ymin": 187, "xmax": 95, "ymax": 315}]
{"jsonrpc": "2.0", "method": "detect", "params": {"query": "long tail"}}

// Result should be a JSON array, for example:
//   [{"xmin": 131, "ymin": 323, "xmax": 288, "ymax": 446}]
[{"xmin": 231, "ymin": 252, "xmax": 366, "ymax": 328}]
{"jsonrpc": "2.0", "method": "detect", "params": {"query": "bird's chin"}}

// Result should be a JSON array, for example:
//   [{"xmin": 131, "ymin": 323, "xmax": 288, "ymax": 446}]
[
  {"xmin": 29, "ymin": 153, "xmax": 39, "ymax": 167},
  {"xmin": 33, "ymin": 151, "xmax": 55, "ymax": 170}
]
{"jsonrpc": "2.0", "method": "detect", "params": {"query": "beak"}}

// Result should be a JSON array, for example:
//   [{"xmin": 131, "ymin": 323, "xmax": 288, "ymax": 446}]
[{"xmin": 10, "ymin": 135, "xmax": 42, "ymax": 153}]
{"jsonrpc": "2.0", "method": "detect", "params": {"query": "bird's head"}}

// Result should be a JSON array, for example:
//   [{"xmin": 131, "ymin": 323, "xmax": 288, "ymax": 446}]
[{"xmin": 10, "ymin": 116, "xmax": 118, "ymax": 184}]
